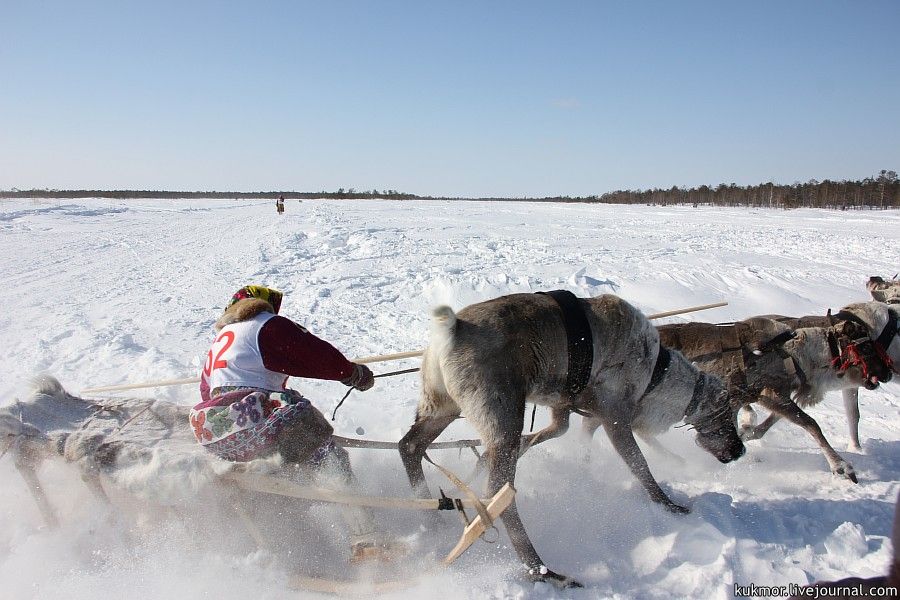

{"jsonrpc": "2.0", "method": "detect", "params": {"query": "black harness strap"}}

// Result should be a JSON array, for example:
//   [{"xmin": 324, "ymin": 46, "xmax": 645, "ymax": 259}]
[
  {"xmin": 826, "ymin": 329, "xmax": 841, "ymax": 362},
  {"xmin": 835, "ymin": 309, "xmax": 868, "ymax": 330},
  {"xmin": 684, "ymin": 374, "xmax": 705, "ymax": 417},
  {"xmin": 758, "ymin": 330, "xmax": 797, "ymax": 353},
  {"xmin": 785, "ymin": 352, "xmax": 809, "ymax": 391},
  {"xmin": 537, "ymin": 290, "xmax": 594, "ymax": 397},
  {"xmin": 643, "ymin": 345, "xmax": 671, "ymax": 397},
  {"xmin": 876, "ymin": 309, "xmax": 899, "ymax": 351}
]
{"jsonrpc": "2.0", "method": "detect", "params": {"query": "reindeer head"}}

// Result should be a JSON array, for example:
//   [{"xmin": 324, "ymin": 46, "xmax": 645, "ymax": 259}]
[{"xmin": 686, "ymin": 374, "xmax": 745, "ymax": 463}]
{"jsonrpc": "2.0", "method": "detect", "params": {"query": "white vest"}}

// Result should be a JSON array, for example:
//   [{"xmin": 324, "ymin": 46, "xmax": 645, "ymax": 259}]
[{"xmin": 203, "ymin": 312, "xmax": 288, "ymax": 392}]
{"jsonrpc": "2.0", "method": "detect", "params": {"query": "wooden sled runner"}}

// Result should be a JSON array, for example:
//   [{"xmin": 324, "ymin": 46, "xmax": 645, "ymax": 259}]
[{"xmin": 225, "ymin": 470, "xmax": 516, "ymax": 592}]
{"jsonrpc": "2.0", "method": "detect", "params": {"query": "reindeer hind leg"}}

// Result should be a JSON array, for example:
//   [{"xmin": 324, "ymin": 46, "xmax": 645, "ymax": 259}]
[
  {"xmin": 399, "ymin": 413, "xmax": 458, "ymax": 499},
  {"xmin": 757, "ymin": 393, "xmax": 857, "ymax": 483}
]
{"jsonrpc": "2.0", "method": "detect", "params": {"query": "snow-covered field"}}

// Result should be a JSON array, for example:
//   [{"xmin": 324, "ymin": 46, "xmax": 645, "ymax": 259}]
[{"xmin": 1, "ymin": 197, "xmax": 899, "ymax": 599}]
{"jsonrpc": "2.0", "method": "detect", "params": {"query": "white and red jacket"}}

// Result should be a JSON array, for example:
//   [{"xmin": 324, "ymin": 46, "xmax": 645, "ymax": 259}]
[{"xmin": 199, "ymin": 312, "xmax": 357, "ymax": 404}]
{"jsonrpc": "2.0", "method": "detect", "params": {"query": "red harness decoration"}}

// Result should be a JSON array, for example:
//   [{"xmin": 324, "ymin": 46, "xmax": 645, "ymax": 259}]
[
  {"xmin": 831, "ymin": 340, "xmax": 884, "ymax": 385},
  {"xmin": 832, "ymin": 342, "xmax": 861, "ymax": 374}
]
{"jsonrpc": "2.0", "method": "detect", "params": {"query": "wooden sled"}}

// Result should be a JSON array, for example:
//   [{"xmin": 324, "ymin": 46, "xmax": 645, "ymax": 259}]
[
  {"xmin": 2, "ymin": 377, "xmax": 512, "ymax": 594},
  {"xmin": 226, "ymin": 470, "xmax": 515, "ymax": 563},
  {"xmin": 6, "ymin": 428, "xmax": 512, "ymax": 594},
  {"xmin": 223, "ymin": 470, "xmax": 515, "ymax": 594},
  {"xmin": 288, "ymin": 572, "xmax": 429, "ymax": 595},
  {"xmin": 9, "ymin": 439, "xmax": 514, "ymax": 594},
  {"xmin": 292, "ymin": 483, "xmax": 514, "ymax": 593}
]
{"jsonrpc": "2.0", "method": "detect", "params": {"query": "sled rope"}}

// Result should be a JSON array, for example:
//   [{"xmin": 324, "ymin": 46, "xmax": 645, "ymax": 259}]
[
  {"xmin": 331, "ymin": 366, "xmax": 421, "ymax": 421},
  {"xmin": 423, "ymin": 452, "xmax": 497, "ymax": 542},
  {"xmin": 116, "ymin": 404, "xmax": 153, "ymax": 432}
]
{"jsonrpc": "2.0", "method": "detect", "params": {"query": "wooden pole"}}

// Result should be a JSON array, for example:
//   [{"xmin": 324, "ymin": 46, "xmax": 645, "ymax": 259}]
[
  {"xmin": 82, "ymin": 377, "xmax": 201, "ymax": 394},
  {"xmin": 81, "ymin": 300, "xmax": 727, "ymax": 394},
  {"xmin": 332, "ymin": 435, "xmax": 480, "ymax": 450},
  {"xmin": 354, "ymin": 350, "xmax": 423, "ymax": 364},
  {"xmin": 647, "ymin": 301, "xmax": 728, "ymax": 320},
  {"xmin": 224, "ymin": 470, "xmax": 507, "ymax": 512}
]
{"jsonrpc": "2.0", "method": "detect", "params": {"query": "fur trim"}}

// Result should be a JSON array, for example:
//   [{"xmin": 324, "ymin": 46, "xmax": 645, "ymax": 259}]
[{"xmin": 215, "ymin": 298, "xmax": 275, "ymax": 331}]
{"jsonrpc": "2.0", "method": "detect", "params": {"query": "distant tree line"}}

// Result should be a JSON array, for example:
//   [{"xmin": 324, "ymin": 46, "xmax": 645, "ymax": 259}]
[
  {"xmin": 2, "ymin": 170, "xmax": 897, "ymax": 208},
  {"xmin": 594, "ymin": 170, "xmax": 899, "ymax": 209},
  {"xmin": 0, "ymin": 188, "xmax": 418, "ymax": 201}
]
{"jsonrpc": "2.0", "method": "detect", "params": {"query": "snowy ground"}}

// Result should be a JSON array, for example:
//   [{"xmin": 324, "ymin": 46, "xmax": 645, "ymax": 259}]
[{"xmin": 1, "ymin": 197, "xmax": 898, "ymax": 599}]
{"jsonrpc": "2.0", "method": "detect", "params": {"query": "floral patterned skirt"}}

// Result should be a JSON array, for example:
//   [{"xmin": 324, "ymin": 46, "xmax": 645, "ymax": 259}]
[{"xmin": 190, "ymin": 388, "xmax": 334, "ymax": 464}]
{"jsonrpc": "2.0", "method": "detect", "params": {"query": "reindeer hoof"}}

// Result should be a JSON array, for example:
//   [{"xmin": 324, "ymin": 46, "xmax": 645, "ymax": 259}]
[
  {"xmin": 664, "ymin": 501, "xmax": 691, "ymax": 515},
  {"xmin": 650, "ymin": 492, "xmax": 691, "ymax": 514},
  {"xmin": 833, "ymin": 463, "xmax": 858, "ymax": 484},
  {"xmin": 739, "ymin": 426, "xmax": 763, "ymax": 442},
  {"xmin": 526, "ymin": 566, "xmax": 583, "ymax": 589}
]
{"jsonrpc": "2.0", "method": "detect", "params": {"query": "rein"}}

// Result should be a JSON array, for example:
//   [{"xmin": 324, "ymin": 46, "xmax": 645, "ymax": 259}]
[{"xmin": 331, "ymin": 366, "xmax": 421, "ymax": 421}]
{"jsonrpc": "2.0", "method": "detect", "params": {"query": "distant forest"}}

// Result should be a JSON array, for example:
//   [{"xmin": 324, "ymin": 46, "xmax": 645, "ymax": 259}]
[{"xmin": 3, "ymin": 170, "xmax": 898, "ymax": 209}]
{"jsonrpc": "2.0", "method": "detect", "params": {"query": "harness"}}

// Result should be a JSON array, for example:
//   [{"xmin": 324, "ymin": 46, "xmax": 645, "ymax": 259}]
[
  {"xmin": 757, "ymin": 329, "xmax": 813, "ymax": 397},
  {"xmin": 537, "ymin": 290, "xmax": 594, "ymax": 397},
  {"xmin": 874, "ymin": 309, "xmax": 899, "ymax": 371},
  {"xmin": 833, "ymin": 309, "xmax": 897, "ymax": 378},
  {"xmin": 643, "ymin": 345, "xmax": 671, "ymax": 397},
  {"xmin": 683, "ymin": 373, "xmax": 705, "ymax": 419}
]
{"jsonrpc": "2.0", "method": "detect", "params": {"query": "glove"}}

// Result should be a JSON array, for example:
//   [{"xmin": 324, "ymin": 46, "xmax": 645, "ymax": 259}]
[{"xmin": 342, "ymin": 363, "xmax": 374, "ymax": 391}]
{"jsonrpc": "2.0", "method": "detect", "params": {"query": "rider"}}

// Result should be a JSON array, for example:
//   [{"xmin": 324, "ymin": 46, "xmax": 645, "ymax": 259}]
[{"xmin": 190, "ymin": 285, "xmax": 396, "ymax": 562}]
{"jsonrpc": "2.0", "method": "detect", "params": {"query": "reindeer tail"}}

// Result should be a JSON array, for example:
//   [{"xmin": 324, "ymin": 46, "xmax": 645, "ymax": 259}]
[
  {"xmin": 28, "ymin": 375, "xmax": 67, "ymax": 400},
  {"xmin": 431, "ymin": 305, "xmax": 457, "ymax": 331},
  {"xmin": 428, "ymin": 305, "xmax": 457, "ymax": 357},
  {"xmin": 420, "ymin": 306, "xmax": 458, "ymax": 404}
]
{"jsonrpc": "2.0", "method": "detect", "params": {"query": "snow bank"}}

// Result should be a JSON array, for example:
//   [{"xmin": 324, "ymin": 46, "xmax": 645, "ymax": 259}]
[{"xmin": 1, "ymin": 198, "xmax": 898, "ymax": 599}]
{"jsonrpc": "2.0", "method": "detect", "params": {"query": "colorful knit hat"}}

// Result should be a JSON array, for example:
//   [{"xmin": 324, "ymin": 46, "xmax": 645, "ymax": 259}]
[{"xmin": 228, "ymin": 285, "xmax": 283, "ymax": 314}]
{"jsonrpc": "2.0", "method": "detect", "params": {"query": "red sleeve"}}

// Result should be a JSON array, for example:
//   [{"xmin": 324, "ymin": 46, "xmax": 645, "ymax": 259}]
[{"xmin": 258, "ymin": 315, "xmax": 356, "ymax": 381}]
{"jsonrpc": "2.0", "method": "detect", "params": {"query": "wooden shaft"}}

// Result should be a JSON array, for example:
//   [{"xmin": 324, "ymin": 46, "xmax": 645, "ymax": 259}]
[
  {"xmin": 333, "ymin": 435, "xmax": 481, "ymax": 450},
  {"xmin": 443, "ymin": 482, "xmax": 516, "ymax": 564},
  {"xmin": 355, "ymin": 350, "xmax": 424, "ymax": 364},
  {"xmin": 81, "ymin": 300, "xmax": 727, "ymax": 394},
  {"xmin": 82, "ymin": 376, "xmax": 201, "ymax": 394},
  {"xmin": 646, "ymin": 301, "xmax": 728, "ymax": 320},
  {"xmin": 81, "ymin": 351, "xmax": 424, "ymax": 393},
  {"xmin": 224, "ymin": 471, "xmax": 499, "ymax": 511}
]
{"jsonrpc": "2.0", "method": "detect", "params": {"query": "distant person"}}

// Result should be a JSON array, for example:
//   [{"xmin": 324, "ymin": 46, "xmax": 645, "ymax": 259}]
[
  {"xmin": 276, "ymin": 196, "xmax": 285, "ymax": 214},
  {"xmin": 190, "ymin": 285, "xmax": 403, "ymax": 562}
]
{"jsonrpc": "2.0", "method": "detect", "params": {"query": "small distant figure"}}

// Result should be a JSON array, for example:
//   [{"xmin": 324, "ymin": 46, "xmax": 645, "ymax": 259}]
[{"xmin": 276, "ymin": 195, "xmax": 285, "ymax": 215}]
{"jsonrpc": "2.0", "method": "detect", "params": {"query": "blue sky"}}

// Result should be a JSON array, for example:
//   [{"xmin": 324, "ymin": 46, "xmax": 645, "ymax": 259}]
[{"xmin": 1, "ymin": 1, "xmax": 898, "ymax": 197}]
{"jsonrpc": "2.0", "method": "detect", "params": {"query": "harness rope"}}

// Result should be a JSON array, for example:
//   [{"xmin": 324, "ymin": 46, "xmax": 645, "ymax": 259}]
[
  {"xmin": 835, "ymin": 309, "xmax": 898, "ymax": 373},
  {"xmin": 826, "ymin": 326, "xmax": 891, "ymax": 384},
  {"xmin": 325, "ymin": 366, "xmax": 497, "ymax": 543},
  {"xmin": 331, "ymin": 367, "xmax": 421, "ymax": 421}
]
